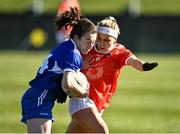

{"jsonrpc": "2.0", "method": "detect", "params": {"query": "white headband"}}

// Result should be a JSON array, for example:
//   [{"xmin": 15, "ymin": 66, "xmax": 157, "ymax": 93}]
[{"xmin": 98, "ymin": 26, "xmax": 119, "ymax": 39}]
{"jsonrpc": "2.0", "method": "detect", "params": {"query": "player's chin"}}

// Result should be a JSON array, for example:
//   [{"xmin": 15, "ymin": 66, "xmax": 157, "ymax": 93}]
[{"xmin": 82, "ymin": 50, "xmax": 89, "ymax": 54}]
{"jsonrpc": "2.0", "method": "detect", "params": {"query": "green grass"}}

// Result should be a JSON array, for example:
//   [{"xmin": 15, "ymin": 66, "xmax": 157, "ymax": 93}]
[
  {"xmin": 0, "ymin": 0, "xmax": 180, "ymax": 16},
  {"xmin": 0, "ymin": 51, "xmax": 180, "ymax": 133}
]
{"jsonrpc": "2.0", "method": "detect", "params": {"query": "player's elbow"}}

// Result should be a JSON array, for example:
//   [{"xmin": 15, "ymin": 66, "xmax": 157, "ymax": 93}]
[
  {"xmin": 61, "ymin": 80, "xmax": 69, "ymax": 90},
  {"xmin": 61, "ymin": 73, "xmax": 74, "ymax": 94}
]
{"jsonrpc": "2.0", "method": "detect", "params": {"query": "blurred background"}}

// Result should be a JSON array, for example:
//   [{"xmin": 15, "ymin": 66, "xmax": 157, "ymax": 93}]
[
  {"xmin": 0, "ymin": 0, "xmax": 180, "ymax": 52},
  {"xmin": 0, "ymin": 0, "xmax": 180, "ymax": 133}
]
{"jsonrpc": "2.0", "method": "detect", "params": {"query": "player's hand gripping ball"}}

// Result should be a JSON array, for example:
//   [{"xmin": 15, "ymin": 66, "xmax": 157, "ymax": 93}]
[
  {"xmin": 63, "ymin": 72, "xmax": 90, "ymax": 97},
  {"xmin": 74, "ymin": 71, "xmax": 90, "ymax": 91}
]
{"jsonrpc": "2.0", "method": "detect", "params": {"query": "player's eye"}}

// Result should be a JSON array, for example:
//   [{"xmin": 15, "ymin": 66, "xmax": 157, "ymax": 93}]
[
  {"xmin": 104, "ymin": 39, "xmax": 111, "ymax": 42},
  {"xmin": 87, "ymin": 40, "xmax": 95, "ymax": 45}
]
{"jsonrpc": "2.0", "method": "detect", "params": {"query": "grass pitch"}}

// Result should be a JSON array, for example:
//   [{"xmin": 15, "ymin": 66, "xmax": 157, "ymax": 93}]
[{"xmin": 0, "ymin": 51, "xmax": 180, "ymax": 133}]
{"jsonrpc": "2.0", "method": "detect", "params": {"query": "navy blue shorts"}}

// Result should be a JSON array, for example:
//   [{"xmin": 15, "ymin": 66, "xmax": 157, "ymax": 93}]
[{"xmin": 21, "ymin": 87, "xmax": 56, "ymax": 124}]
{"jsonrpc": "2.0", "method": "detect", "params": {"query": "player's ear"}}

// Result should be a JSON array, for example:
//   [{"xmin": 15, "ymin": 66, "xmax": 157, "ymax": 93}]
[
  {"xmin": 74, "ymin": 35, "xmax": 80, "ymax": 41},
  {"xmin": 113, "ymin": 39, "xmax": 117, "ymax": 44}
]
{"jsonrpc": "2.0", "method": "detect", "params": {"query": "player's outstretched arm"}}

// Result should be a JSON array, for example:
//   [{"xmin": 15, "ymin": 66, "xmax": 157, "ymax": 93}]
[{"xmin": 127, "ymin": 56, "xmax": 158, "ymax": 71}]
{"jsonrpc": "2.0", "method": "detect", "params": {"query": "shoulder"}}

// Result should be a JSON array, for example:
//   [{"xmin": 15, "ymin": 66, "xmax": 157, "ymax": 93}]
[
  {"xmin": 57, "ymin": 39, "xmax": 75, "ymax": 50},
  {"xmin": 112, "ymin": 43, "xmax": 128, "ymax": 55},
  {"xmin": 113, "ymin": 43, "xmax": 134, "ymax": 59},
  {"xmin": 52, "ymin": 39, "xmax": 77, "ymax": 55}
]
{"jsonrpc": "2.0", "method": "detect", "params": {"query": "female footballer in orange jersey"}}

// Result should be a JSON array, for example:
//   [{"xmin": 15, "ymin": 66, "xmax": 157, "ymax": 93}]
[{"xmin": 66, "ymin": 16, "xmax": 158, "ymax": 133}]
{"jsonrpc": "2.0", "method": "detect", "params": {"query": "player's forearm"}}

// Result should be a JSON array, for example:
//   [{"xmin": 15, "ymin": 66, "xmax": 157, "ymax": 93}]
[
  {"xmin": 127, "ymin": 56, "xmax": 145, "ymax": 71},
  {"xmin": 68, "ymin": 80, "xmax": 88, "ymax": 98},
  {"xmin": 62, "ymin": 72, "xmax": 88, "ymax": 98},
  {"xmin": 127, "ymin": 56, "xmax": 158, "ymax": 71}
]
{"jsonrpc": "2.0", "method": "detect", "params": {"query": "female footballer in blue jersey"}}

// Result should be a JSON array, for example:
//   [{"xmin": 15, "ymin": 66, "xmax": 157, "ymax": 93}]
[{"xmin": 21, "ymin": 8, "xmax": 97, "ymax": 133}]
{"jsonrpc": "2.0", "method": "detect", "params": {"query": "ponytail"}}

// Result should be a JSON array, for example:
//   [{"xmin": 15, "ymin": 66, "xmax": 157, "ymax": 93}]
[
  {"xmin": 55, "ymin": 7, "xmax": 96, "ymax": 39},
  {"xmin": 54, "ymin": 7, "xmax": 81, "ymax": 30}
]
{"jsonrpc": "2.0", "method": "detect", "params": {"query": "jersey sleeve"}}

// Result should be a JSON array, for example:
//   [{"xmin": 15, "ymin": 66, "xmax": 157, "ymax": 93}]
[
  {"xmin": 124, "ymin": 48, "xmax": 135, "ymax": 65},
  {"xmin": 116, "ymin": 44, "xmax": 134, "ymax": 66}
]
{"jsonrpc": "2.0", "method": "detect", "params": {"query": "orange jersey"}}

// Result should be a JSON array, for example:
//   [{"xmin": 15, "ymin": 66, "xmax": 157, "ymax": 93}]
[{"xmin": 82, "ymin": 43, "xmax": 134, "ymax": 112}]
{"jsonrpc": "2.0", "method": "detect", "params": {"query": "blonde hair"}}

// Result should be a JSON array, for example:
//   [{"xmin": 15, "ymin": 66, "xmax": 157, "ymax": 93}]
[{"xmin": 97, "ymin": 16, "xmax": 120, "ymax": 33}]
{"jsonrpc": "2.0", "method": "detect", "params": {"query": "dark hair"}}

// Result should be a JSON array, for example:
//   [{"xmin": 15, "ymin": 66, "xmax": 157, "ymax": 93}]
[
  {"xmin": 70, "ymin": 18, "xmax": 97, "ymax": 39},
  {"xmin": 55, "ymin": 7, "xmax": 96, "ymax": 39}
]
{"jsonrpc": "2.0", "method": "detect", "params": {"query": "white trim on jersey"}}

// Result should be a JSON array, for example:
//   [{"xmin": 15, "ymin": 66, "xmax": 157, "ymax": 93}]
[
  {"xmin": 63, "ymin": 68, "xmax": 76, "ymax": 73},
  {"xmin": 125, "ymin": 55, "xmax": 136, "ymax": 65},
  {"xmin": 70, "ymin": 39, "xmax": 77, "ymax": 49},
  {"xmin": 63, "ymin": 68, "xmax": 80, "ymax": 73},
  {"xmin": 49, "ymin": 61, "xmax": 63, "ymax": 74}
]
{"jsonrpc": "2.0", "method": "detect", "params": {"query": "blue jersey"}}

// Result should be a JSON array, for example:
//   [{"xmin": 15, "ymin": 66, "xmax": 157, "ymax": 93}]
[
  {"xmin": 29, "ymin": 39, "xmax": 83, "ymax": 91},
  {"xmin": 21, "ymin": 39, "xmax": 82, "ymax": 124}
]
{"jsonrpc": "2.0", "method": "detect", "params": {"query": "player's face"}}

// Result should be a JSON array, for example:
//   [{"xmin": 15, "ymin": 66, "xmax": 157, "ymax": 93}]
[
  {"xmin": 96, "ymin": 33, "xmax": 116, "ymax": 53},
  {"xmin": 76, "ymin": 32, "xmax": 97, "ymax": 54}
]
